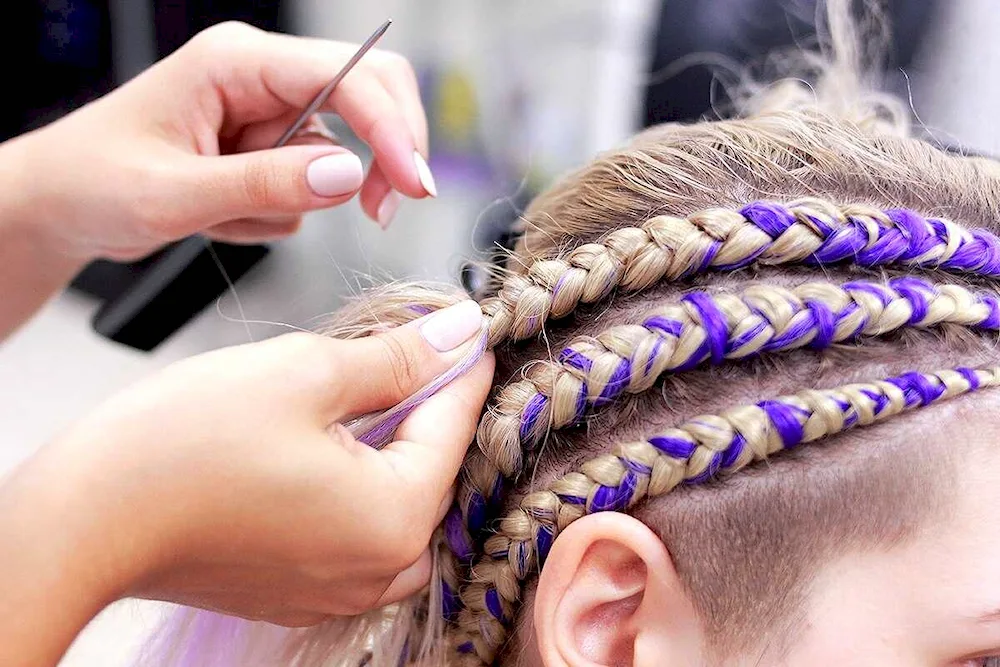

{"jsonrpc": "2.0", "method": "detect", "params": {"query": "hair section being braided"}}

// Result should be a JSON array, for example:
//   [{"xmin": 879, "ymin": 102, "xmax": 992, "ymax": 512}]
[
  {"xmin": 451, "ymin": 366, "xmax": 1000, "ymax": 663},
  {"xmin": 481, "ymin": 200, "xmax": 1000, "ymax": 347}
]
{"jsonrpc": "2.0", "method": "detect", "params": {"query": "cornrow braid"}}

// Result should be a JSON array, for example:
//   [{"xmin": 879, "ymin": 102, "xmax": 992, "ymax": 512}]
[
  {"xmin": 480, "ymin": 200, "xmax": 1000, "ymax": 347},
  {"xmin": 452, "ymin": 366, "xmax": 1000, "ymax": 664},
  {"xmin": 487, "ymin": 277, "xmax": 1000, "ymax": 471},
  {"xmin": 446, "ymin": 277, "xmax": 1000, "ymax": 562}
]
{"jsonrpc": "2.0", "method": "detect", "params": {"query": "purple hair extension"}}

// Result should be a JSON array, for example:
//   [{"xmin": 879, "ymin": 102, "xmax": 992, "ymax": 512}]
[
  {"xmin": 137, "ymin": 607, "xmax": 296, "ymax": 667},
  {"xmin": 348, "ymin": 323, "xmax": 490, "ymax": 449}
]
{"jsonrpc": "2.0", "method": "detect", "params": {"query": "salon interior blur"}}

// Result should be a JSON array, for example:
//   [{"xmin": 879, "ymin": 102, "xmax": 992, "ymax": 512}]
[{"xmin": 0, "ymin": 1, "xmax": 998, "ymax": 663}]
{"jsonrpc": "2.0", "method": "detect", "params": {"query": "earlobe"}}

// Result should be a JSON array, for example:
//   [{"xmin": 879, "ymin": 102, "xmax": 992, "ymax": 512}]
[{"xmin": 533, "ymin": 513, "xmax": 704, "ymax": 667}]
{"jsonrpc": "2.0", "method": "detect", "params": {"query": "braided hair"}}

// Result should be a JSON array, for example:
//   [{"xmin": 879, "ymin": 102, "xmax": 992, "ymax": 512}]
[{"xmin": 441, "ymin": 206, "xmax": 1000, "ymax": 664}]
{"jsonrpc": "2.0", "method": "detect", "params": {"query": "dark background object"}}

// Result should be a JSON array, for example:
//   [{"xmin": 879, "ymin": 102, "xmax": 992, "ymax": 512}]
[
  {"xmin": 6, "ymin": 1, "xmax": 287, "ymax": 350},
  {"xmin": 1, "ymin": 0, "xmax": 115, "ymax": 142},
  {"xmin": 642, "ymin": 0, "xmax": 941, "ymax": 126},
  {"xmin": 91, "ymin": 238, "xmax": 269, "ymax": 351},
  {"xmin": 152, "ymin": 0, "xmax": 285, "ymax": 55}
]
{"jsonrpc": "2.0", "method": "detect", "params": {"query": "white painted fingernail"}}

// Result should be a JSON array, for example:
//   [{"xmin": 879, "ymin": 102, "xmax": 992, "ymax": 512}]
[
  {"xmin": 377, "ymin": 190, "xmax": 402, "ymax": 229},
  {"xmin": 306, "ymin": 153, "xmax": 364, "ymax": 197},
  {"xmin": 413, "ymin": 151, "xmax": 437, "ymax": 197},
  {"xmin": 420, "ymin": 301, "xmax": 483, "ymax": 352}
]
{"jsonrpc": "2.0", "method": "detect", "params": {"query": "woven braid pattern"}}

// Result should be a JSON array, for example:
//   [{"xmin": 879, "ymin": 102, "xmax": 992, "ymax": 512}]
[
  {"xmin": 480, "ymin": 199, "xmax": 1000, "ymax": 347},
  {"xmin": 443, "ymin": 276, "xmax": 1000, "ymax": 571},
  {"xmin": 451, "ymin": 366, "xmax": 1000, "ymax": 663}
]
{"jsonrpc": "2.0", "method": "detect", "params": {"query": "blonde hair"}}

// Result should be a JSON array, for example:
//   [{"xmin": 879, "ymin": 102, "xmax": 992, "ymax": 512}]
[{"xmin": 143, "ymin": 1, "xmax": 1000, "ymax": 665}]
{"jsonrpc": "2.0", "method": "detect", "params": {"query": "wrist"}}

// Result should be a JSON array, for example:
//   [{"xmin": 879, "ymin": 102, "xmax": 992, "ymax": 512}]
[
  {"xmin": 0, "ymin": 133, "xmax": 86, "ymax": 260},
  {"xmin": 0, "ymin": 133, "xmax": 94, "ymax": 338},
  {"xmin": 0, "ymin": 444, "xmax": 144, "ymax": 664}
]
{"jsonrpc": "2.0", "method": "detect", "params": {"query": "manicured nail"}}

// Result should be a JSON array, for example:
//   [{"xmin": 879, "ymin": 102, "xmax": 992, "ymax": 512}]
[
  {"xmin": 377, "ymin": 190, "xmax": 402, "ymax": 229},
  {"xmin": 413, "ymin": 151, "xmax": 437, "ymax": 197},
  {"xmin": 420, "ymin": 301, "xmax": 483, "ymax": 352},
  {"xmin": 306, "ymin": 153, "xmax": 364, "ymax": 198}
]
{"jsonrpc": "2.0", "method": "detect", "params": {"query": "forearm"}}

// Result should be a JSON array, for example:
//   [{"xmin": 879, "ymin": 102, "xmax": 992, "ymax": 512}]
[
  {"xmin": 0, "ymin": 136, "xmax": 88, "ymax": 341},
  {"xmin": 0, "ymin": 449, "xmax": 138, "ymax": 666}
]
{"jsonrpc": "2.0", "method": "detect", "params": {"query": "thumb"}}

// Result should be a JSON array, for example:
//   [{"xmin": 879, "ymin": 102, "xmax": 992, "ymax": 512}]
[
  {"xmin": 189, "ymin": 146, "xmax": 365, "ymax": 223},
  {"xmin": 327, "ymin": 300, "xmax": 486, "ymax": 421}
]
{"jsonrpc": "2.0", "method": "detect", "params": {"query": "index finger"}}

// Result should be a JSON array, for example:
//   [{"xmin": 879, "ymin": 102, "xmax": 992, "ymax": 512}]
[
  {"xmin": 324, "ymin": 71, "xmax": 429, "ymax": 198},
  {"xmin": 381, "ymin": 352, "xmax": 495, "ymax": 501},
  {"xmin": 189, "ymin": 25, "xmax": 430, "ymax": 199}
]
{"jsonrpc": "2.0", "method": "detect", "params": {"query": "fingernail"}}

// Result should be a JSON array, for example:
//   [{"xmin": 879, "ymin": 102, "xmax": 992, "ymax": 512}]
[
  {"xmin": 377, "ymin": 190, "xmax": 402, "ymax": 229},
  {"xmin": 420, "ymin": 301, "xmax": 483, "ymax": 352},
  {"xmin": 413, "ymin": 151, "xmax": 437, "ymax": 197},
  {"xmin": 306, "ymin": 153, "xmax": 364, "ymax": 198}
]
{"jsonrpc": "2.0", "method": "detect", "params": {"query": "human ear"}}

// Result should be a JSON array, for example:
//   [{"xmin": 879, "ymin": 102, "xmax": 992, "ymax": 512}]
[{"xmin": 533, "ymin": 513, "xmax": 705, "ymax": 667}]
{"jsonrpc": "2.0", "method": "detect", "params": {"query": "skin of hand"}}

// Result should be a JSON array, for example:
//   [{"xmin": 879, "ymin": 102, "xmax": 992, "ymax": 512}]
[
  {"xmin": 0, "ymin": 21, "xmax": 432, "ymax": 338},
  {"xmin": 0, "ymin": 301, "xmax": 492, "ymax": 667},
  {"xmin": 8, "ymin": 20, "xmax": 432, "ymax": 258}
]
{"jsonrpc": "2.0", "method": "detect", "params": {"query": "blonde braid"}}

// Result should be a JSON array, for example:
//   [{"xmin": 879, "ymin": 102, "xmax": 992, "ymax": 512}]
[
  {"xmin": 480, "ymin": 199, "xmax": 1000, "ymax": 347},
  {"xmin": 452, "ymin": 366, "xmax": 1000, "ymax": 663},
  {"xmin": 478, "ymin": 277, "xmax": 998, "ymax": 478}
]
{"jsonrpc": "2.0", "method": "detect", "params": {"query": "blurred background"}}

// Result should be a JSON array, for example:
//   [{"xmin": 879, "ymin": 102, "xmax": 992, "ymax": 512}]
[{"xmin": 0, "ymin": 1, "xmax": 997, "ymax": 663}]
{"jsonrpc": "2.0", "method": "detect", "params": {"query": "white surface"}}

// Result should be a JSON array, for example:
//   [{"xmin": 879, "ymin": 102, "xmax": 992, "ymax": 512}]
[{"xmin": 907, "ymin": 0, "xmax": 1000, "ymax": 157}]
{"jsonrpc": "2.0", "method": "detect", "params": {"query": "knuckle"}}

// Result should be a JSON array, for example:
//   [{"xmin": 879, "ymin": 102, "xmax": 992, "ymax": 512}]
[
  {"xmin": 375, "ymin": 335, "xmax": 420, "ymax": 399},
  {"xmin": 380, "ymin": 507, "xmax": 430, "ymax": 567},
  {"xmin": 383, "ymin": 51, "xmax": 417, "ymax": 81},
  {"xmin": 267, "ymin": 331, "xmax": 323, "ymax": 369},
  {"xmin": 241, "ymin": 156, "xmax": 286, "ymax": 210},
  {"xmin": 191, "ymin": 20, "xmax": 257, "ymax": 52},
  {"xmin": 126, "ymin": 165, "xmax": 186, "ymax": 242},
  {"xmin": 284, "ymin": 334, "xmax": 343, "ymax": 393},
  {"xmin": 280, "ymin": 330, "xmax": 324, "ymax": 352},
  {"xmin": 279, "ymin": 331, "xmax": 334, "ymax": 366}
]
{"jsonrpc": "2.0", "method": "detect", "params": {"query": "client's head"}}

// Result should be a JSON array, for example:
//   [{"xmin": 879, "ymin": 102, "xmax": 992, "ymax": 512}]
[
  {"xmin": 460, "ymin": 113, "xmax": 1000, "ymax": 667},
  {"xmin": 365, "ymin": 33, "xmax": 1000, "ymax": 667},
  {"xmin": 430, "ymin": 106, "xmax": 1000, "ymax": 664},
  {"xmin": 379, "ymin": 7, "xmax": 1000, "ymax": 663},
  {"xmin": 323, "ymin": 100, "xmax": 1000, "ymax": 666}
]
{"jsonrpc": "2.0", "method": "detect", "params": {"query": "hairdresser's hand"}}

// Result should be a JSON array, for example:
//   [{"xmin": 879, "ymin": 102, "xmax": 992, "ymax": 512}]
[
  {"xmin": 0, "ymin": 302, "xmax": 491, "ymax": 665},
  {"xmin": 1, "ymin": 20, "xmax": 432, "ymax": 263}
]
